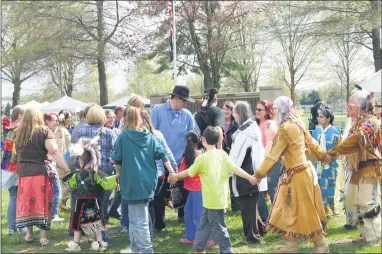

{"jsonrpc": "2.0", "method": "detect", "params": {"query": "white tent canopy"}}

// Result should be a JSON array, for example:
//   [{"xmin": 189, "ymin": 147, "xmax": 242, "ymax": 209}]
[
  {"xmin": 40, "ymin": 95, "xmax": 89, "ymax": 113},
  {"xmin": 103, "ymin": 93, "xmax": 150, "ymax": 108},
  {"xmin": 360, "ymin": 70, "xmax": 381, "ymax": 106},
  {"xmin": 361, "ymin": 70, "xmax": 381, "ymax": 93},
  {"xmin": 20, "ymin": 100, "xmax": 43, "ymax": 109}
]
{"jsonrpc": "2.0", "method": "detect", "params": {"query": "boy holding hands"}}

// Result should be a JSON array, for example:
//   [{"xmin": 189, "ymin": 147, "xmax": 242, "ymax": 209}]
[{"xmin": 169, "ymin": 126, "xmax": 258, "ymax": 253}]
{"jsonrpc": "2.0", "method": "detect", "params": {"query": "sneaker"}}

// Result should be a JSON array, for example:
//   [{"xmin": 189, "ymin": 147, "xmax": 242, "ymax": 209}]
[
  {"xmin": 59, "ymin": 204, "xmax": 70, "ymax": 211},
  {"xmin": 8, "ymin": 228, "xmax": 16, "ymax": 235},
  {"xmin": 120, "ymin": 249, "xmax": 134, "ymax": 253},
  {"xmin": 180, "ymin": 238, "xmax": 194, "ymax": 244},
  {"xmin": 52, "ymin": 216, "xmax": 65, "ymax": 222},
  {"xmin": 18, "ymin": 227, "xmax": 27, "ymax": 233},
  {"xmin": 121, "ymin": 227, "xmax": 128, "ymax": 233},
  {"xmin": 65, "ymin": 241, "xmax": 81, "ymax": 252},
  {"xmin": 90, "ymin": 241, "xmax": 108, "ymax": 251},
  {"xmin": 207, "ymin": 240, "xmax": 215, "ymax": 247},
  {"xmin": 344, "ymin": 224, "xmax": 357, "ymax": 230}
]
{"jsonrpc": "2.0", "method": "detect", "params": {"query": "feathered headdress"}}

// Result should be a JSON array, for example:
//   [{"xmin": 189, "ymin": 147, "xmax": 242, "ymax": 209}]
[
  {"xmin": 68, "ymin": 135, "xmax": 101, "ymax": 172},
  {"xmin": 62, "ymin": 135, "xmax": 103, "ymax": 183}
]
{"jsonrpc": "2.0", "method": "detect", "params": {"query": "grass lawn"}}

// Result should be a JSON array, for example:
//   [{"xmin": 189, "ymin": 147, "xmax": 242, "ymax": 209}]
[{"xmin": 1, "ymin": 190, "xmax": 381, "ymax": 253}]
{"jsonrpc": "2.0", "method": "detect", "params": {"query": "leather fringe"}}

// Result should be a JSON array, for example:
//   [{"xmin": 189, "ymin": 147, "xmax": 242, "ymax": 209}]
[
  {"xmin": 267, "ymin": 222, "xmax": 327, "ymax": 242},
  {"xmin": 361, "ymin": 205, "xmax": 381, "ymax": 220},
  {"xmin": 80, "ymin": 220, "xmax": 105, "ymax": 237},
  {"xmin": 350, "ymin": 176, "xmax": 380, "ymax": 185}
]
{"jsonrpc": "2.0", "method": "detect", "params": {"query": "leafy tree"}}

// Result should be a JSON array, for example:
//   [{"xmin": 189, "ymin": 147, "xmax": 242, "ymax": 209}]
[
  {"xmin": 28, "ymin": 1, "xmax": 146, "ymax": 105},
  {"xmin": 299, "ymin": 91, "xmax": 309, "ymax": 105},
  {"xmin": 311, "ymin": 1, "xmax": 381, "ymax": 72},
  {"xmin": 146, "ymin": 1, "xmax": 247, "ymax": 90},
  {"xmin": 307, "ymin": 90, "xmax": 321, "ymax": 104},
  {"xmin": 1, "ymin": 2, "xmax": 53, "ymax": 107},
  {"xmin": 4, "ymin": 103, "xmax": 12, "ymax": 116},
  {"xmin": 333, "ymin": 31, "xmax": 361, "ymax": 103},
  {"xmin": 299, "ymin": 89, "xmax": 320, "ymax": 105},
  {"xmin": 72, "ymin": 65, "xmax": 115, "ymax": 104},
  {"xmin": 222, "ymin": 2, "xmax": 267, "ymax": 92},
  {"xmin": 123, "ymin": 58, "xmax": 174, "ymax": 98},
  {"xmin": 264, "ymin": 1, "xmax": 324, "ymax": 103}
]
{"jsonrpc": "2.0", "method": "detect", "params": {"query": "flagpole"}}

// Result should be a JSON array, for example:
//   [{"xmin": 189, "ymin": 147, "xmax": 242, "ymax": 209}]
[{"xmin": 172, "ymin": 0, "xmax": 177, "ymax": 86}]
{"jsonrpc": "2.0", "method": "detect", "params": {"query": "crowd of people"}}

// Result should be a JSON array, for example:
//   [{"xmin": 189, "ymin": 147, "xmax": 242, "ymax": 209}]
[{"xmin": 1, "ymin": 84, "xmax": 381, "ymax": 253}]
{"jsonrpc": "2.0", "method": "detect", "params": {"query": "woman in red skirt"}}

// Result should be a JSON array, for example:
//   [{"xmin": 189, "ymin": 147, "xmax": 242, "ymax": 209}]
[{"xmin": 14, "ymin": 107, "xmax": 70, "ymax": 247}]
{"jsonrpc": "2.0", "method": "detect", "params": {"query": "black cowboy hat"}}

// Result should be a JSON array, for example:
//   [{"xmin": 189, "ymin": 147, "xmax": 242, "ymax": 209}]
[{"xmin": 168, "ymin": 85, "xmax": 195, "ymax": 103}]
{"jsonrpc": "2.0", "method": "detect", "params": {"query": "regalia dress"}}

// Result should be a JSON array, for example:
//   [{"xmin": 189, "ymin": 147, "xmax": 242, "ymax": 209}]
[
  {"xmin": 254, "ymin": 120, "xmax": 328, "ymax": 242},
  {"xmin": 312, "ymin": 125, "xmax": 341, "ymax": 207},
  {"xmin": 64, "ymin": 170, "xmax": 117, "ymax": 236},
  {"xmin": 327, "ymin": 114, "xmax": 381, "ymax": 243}
]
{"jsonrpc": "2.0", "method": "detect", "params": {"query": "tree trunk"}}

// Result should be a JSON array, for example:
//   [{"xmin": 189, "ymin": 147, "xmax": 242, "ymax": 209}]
[
  {"xmin": 12, "ymin": 78, "xmax": 21, "ymax": 107},
  {"xmin": 97, "ymin": 46, "xmax": 108, "ymax": 106},
  {"xmin": 346, "ymin": 71, "xmax": 350, "ymax": 103},
  {"xmin": 211, "ymin": 66, "xmax": 220, "ymax": 89},
  {"xmin": 96, "ymin": 0, "xmax": 108, "ymax": 106},
  {"xmin": 289, "ymin": 46, "xmax": 295, "ymax": 103},
  {"xmin": 241, "ymin": 75, "xmax": 250, "ymax": 92},
  {"xmin": 371, "ymin": 27, "xmax": 382, "ymax": 72},
  {"xmin": 202, "ymin": 66, "xmax": 211, "ymax": 89}
]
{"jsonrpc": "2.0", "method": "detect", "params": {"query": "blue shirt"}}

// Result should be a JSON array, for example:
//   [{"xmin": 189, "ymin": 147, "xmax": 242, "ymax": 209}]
[
  {"xmin": 150, "ymin": 102, "xmax": 198, "ymax": 164},
  {"xmin": 312, "ymin": 125, "xmax": 341, "ymax": 169},
  {"xmin": 76, "ymin": 124, "xmax": 114, "ymax": 175},
  {"xmin": 154, "ymin": 131, "xmax": 178, "ymax": 176}
]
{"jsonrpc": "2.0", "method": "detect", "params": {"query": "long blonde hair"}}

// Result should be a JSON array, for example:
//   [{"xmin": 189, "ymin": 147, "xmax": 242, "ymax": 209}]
[
  {"xmin": 123, "ymin": 107, "xmax": 142, "ymax": 131},
  {"xmin": 127, "ymin": 95, "xmax": 145, "ymax": 110},
  {"xmin": 15, "ymin": 107, "xmax": 46, "ymax": 147}
]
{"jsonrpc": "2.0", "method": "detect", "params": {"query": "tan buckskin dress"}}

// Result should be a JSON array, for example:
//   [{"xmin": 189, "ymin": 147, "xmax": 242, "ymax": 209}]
[
  {"xmin": 254, "ymin": 120, "xmax": 328, "ymax": 242},
  {"xmin": 327, "ymin": 114, "xmax": 381, "ymax": 243}
]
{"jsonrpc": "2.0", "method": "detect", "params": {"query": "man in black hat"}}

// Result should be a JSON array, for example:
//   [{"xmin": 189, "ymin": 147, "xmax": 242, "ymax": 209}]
[
  {"xmin": 150, "ymin": 85, "xmax": 198, "ymax": 230},
  {"xmin": 194, "ymin": 88, "xmax": 225, "ymax": 149}
]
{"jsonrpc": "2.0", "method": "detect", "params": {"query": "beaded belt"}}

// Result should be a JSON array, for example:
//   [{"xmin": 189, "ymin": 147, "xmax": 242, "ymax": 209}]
[{"xmin": 280, "ymin": 163, "xmax": 310, "ymax": 185}]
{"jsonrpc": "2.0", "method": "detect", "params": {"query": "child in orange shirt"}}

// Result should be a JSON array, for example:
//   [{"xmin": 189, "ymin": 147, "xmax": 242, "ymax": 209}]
[{"xmin": 179, "ymin": 131, "xmax": 214, "ymax": 247}]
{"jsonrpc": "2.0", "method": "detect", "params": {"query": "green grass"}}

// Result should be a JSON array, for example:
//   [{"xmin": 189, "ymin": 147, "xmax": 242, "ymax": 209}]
[{"xmin": 1, "ymin": 191, "xmax": 381, "ymax": 253}]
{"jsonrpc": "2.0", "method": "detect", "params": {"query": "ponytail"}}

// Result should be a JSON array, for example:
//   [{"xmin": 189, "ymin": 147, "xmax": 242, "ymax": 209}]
[
  {"xmin": 184, "ymin": 138, "xmax": 196, "ymax": 168},
  {"xmin": 183, "ymin": 130, "xmax": 200, "ymax": 168}
]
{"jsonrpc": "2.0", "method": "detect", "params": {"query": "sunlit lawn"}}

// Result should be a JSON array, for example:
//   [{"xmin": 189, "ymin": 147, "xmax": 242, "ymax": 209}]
[{"xmin": 1, "ymin": 190, "xmax": 381, "ymax": 253}]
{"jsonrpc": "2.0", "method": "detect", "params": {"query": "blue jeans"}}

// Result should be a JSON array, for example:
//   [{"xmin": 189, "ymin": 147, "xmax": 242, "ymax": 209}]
[
  {"xmin": 109, "ymin": 190, "xmax": 122, "ymax": 218},
  {"xmin": 121, "ymin": 203, "xmax": 129, "ymax": 230},
  {"xmin": 184, "ymin": 191, "xmax": 203, "ymax": 240},
  {"xmin": 52, "ymin": 176, "xmax": 61, "ymax": 218},
  {"xmin": 193, "ymin": 208, "xmax": 233, "ymax": 253},
  {"xmin": 8, "ymin": 186, "xmax": 17, "ymax": 230},
  {"xmin": 128, "ymin": 202, "xmax": 153, "ymax": 253},
  {"xmin": 258, "ymin": 191, "xmax": 269, "ymax": 222},
  {"xmin": 100, "ymin": 189, "xmax": 112, "ymax": 224}
]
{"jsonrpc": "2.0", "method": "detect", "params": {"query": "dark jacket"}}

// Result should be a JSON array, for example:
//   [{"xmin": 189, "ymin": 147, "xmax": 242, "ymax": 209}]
[
  {"xmin": 224, "ymin": 119, "xmax": 239, "ymax": 154},
  {"xmin": 194, "ymin": 106, "xmax": 225, "ymax": 135},
  {"xmin": 230, "ymin": 119, "xmax": 265, "ymax": 197}
]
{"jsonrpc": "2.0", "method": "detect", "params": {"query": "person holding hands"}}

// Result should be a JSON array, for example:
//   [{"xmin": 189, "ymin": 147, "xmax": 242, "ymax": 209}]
[{"xmin": 169, "ymin": 126, "xmax": 257, "ymax": 253}]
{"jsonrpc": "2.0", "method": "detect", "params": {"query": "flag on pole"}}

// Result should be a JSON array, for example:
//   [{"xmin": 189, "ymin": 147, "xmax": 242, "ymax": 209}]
[{"xmin": 168, "ymin": 0, "xmax": 174, "ymax": 61}]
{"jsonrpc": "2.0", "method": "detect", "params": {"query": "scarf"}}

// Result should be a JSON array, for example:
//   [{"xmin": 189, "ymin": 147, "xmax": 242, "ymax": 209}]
[{"xmin": 317, "ymin": 125, "xmax": 331, "ymax": 174}]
